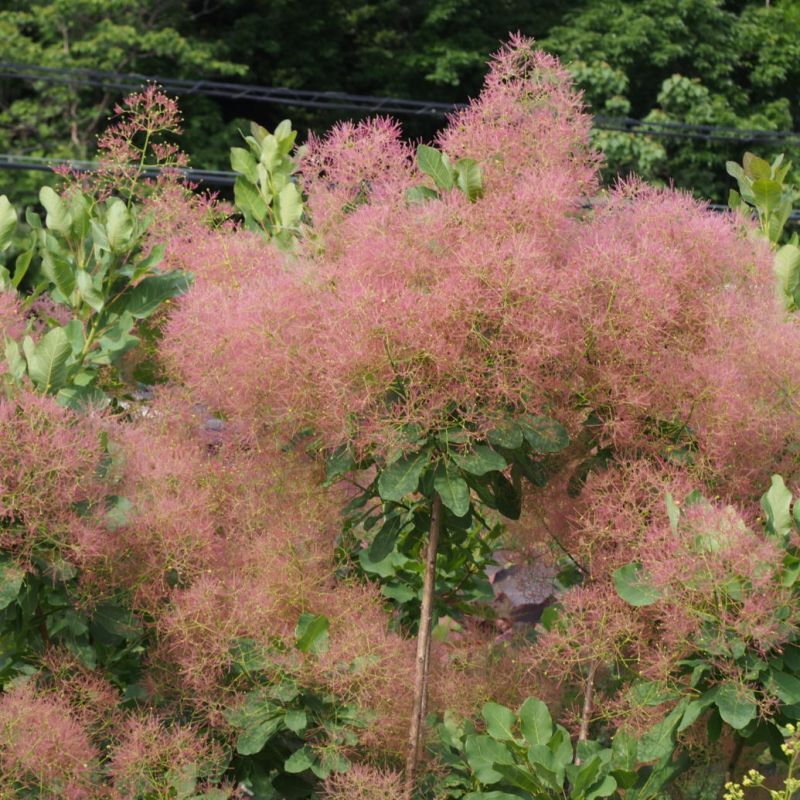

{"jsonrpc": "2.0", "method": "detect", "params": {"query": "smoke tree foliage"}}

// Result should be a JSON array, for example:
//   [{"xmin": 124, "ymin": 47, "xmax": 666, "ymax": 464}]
[{"xmin": 3, "ymin": 34, "xmax": 800, "ymax": 800}]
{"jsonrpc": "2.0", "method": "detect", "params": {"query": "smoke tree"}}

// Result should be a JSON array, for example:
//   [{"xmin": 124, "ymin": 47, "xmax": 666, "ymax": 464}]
[{"xmin": 1, "ymin": 34, "xmax": 800, "ymax": 800}]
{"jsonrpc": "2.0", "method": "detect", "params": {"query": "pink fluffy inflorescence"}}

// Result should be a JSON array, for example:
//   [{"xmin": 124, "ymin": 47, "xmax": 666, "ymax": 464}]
[
  {"xmin": 300, "ymin": 36, "xmax": 599, "ymax": 455},
  {"xmin": 301, "ymin": 116, "xmax": 415, "ymax": 237},
  {"xmin": 0, "ymin": 391, "xmax": 106, "ymax": 564},
  {"xmin": 569, "ymin": 182, "xmax": 800, "ymax": 498},
  {"xmin": 105, "ymin": 714, "xmax": 227, "ymax": 799},
  {"xmin": 321, "ymin": 763, "xmax": 404, "ymax": 800},
  {"xmin": 0, "ymin": 683, "xmax": 100, "ymax": 799}
]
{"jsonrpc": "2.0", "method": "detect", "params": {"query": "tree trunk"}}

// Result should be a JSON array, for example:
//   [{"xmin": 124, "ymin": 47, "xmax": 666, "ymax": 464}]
[{"xmin": 403, "ymin": 492, "xmax": 443, "ymax": 800}]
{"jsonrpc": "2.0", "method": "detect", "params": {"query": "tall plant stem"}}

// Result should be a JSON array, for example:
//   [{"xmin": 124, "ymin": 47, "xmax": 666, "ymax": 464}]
[
  {"xmin": 403, "ymin": 491, "xmax": 443, "ymax": 800},
  {"xmin": 575, "ymin": 660, "xmax": 598, "ymax": 766}
]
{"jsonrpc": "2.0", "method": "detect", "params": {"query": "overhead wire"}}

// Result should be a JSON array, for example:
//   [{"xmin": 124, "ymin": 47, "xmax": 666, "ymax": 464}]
[
  {"xmin": 2, "ymin": 61, "xmax": 800, "ymax": 144},
  {"xmin": 1, "ymin": 62, "xmax": 799, "ymax": 220},
  {"xmin": 0, "ymin": 153, "xmax": 236, "ymax": 186},
  {"xmin": 1, "ymin": 153, "xmax": 798, "ymax": 222}
]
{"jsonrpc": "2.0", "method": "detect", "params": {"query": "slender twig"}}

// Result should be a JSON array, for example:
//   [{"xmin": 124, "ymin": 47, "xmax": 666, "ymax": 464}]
[
  {"xmin": 575, "ymin": 660, "xmax": 598, "ymax": 766},
  {"xmin": 404, "ymin": 492, "xmax": 443, "ymax": 800}
]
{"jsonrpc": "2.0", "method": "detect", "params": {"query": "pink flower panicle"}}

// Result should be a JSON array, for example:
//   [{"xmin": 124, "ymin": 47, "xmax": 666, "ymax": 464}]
[
  {"xmin": 92, "ymin": 84, "xmax": 188, "ymax": 199},
  {"xmin": 321, "ymin": 763, "xmax": 404, "ymax": 800},
  {"xmin": 0, "ymin": 391, "xmax": 106, "ymax": 565},
  {"xmin": 0, "ymin": 683, "xmax": 99, "ymax": 799},
  {"xmin": 301, "ymin": 116, "xmax": 415, "ymax": 236},
  {"xmin": 106, "ymin": 714, "xmax": 226, "ymax": 799}
]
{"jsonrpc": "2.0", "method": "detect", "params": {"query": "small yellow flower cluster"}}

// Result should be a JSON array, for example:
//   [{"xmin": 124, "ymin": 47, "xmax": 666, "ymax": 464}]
[
  {"xmin": 723, "ymin": 780, "xmax": 746, "ymax": 800},
  {"xmin": 741, "ymin": 768, "xmax": 765, "ymax": 788},
  {"xmin": 781, "ymin": 723, "xmax": 800, "ymax": 757},
  {"xmin": 722, "ymin": 725, "xmax": 800, "ymax": 800}
]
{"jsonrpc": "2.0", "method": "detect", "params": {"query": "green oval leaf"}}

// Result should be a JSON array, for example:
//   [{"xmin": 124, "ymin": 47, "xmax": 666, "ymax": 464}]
[
  {"xmin": 25, "ymin": 327, "xmax": 71, "ymax": 393},
  {"xmin": 453, "ymin": 445, "xmax": 507, "ymax": 476},
  {"xmin": 417, "ymin": 144, "xmax": 454, "ymax": 191},
  {"xmin": 0, "ymin": 195, "xmax": 16, "ymax": 251},
  {"xmin": 464, "ymin": 734, "xmax": 515, "ymax": 784},
  {"xmin": 105, "ymin": 199, "xmax": 134, "ymax": 250},
  {"xmin": 454, "ymin": 157, "xmax": 484, "ymax": 201},
  {"xmin": 284, "ymin": 745, "xmax": 315, "ymax": 773},
  {"xmin": 115, "ymin": 271, "xmax": 191, "ymax": 319},
  {"xmin": 519, "ymin": 697, "xmax": 553, "ymax": 746},
  {"xmin": 487, "ymin": 421, "xmax": 523, "ymax": 449},
  {"xmin": 295, "ymin": 612, "xmax": 330, "ymax": 654},
  {"xmin": 434, "ymin": 462, "xmax": 471, "ymax": 517},
  {"xmin": 519, "ymin": 416, "xmax": 569, "ymax": 453},
  {"xmin": 761, "ymin": 474, "xmax": 793, "ymax": 541},
  {"xmin": 377, "ymin": 450, "xmax": 429, "ymax": 502},
  {"xmin": 612, "ymin": 563, "xmax": 662, "ymax": 607},
  {"xmin": 0, "ymin": 560, "xmax": 24, "ymax": 610},
  {"xmin": 39, "ymin": 185, "xmax": 72, "ymax": 234},
  {"xmin": 283, "ymin": 709, "xmax": 307, "ymax": 733},
  {"xmin": 481, "ymin": 702, "xmax": 517, "ymax": 742},
  {"xmin": 715, "ymin": 683, "xmax": 757, "ymax": 730},
  {"xmin": 236, "ymin": 714, "xmax": 284, "ymax": 755},
  {"xmin": 637, "ymin": 701, "xmax": 686, "ymax": 762}
]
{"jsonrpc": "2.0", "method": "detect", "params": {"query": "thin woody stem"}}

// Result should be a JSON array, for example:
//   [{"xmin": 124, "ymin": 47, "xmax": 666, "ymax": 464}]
[
  {"xmin": 575, "ymin": 660, "xmax": 598, "ymax": 766},
  {"xmin": 403, "ymin": 492, "xmax": 443, "ymax": 800}
]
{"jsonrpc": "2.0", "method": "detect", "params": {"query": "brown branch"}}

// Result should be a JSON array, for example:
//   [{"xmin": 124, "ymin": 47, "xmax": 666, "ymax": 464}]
[
  {"xmin": 575, "ymin": 660, "xmax": 598, "ymax": 766},
  {"xmin": 404, "ymin": 492, "xmax": 443, "ymax": 800}
]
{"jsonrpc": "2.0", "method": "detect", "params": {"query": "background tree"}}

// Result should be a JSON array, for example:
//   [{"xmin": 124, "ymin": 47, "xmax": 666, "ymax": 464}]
[{"xmin": 3, "ymin": 0, "xmax": 799, "ymax": 202}]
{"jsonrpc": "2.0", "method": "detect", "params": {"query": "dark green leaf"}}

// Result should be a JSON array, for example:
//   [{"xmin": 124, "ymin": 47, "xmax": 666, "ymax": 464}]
[
  {"xmin": 487, "ymin": 422, "xmax": 524, "ymax": 449},
  {"xmin": 417, "ymin": 144, "xmax": 454, "ymax": 191},
  {"xmin": 519, "ymin": 697, "xmax": 552, "ymax": 746},
  {"xmin": 518, "ymin": 416, "xmax": 569, "ymax": 453},
  {"xmin": 378, "ymin": 450, "xmax": 429, "ymax": 502},
  {"xmin": 295, "ymin": 612, "xmax": 330, "ymax": 654},
  {"xmin": 115, "ymin": 271, "xmax": 191, "ymax": 319},
  {"xmin": 324, "ymin": 445, "xmax": 355, "ymax": 486},
  {"xmin": 369, "ymin": 517, "xmax": 401, "ymax": 561},
  {"xmin": 453, "ymin": 445, "xmax": 507, "ymax": 476},
  {"xmin": 769, "ymin": 669, "xmax": 800, "ymax": 705},
  {"xmin": 491, "ymin": 473, "xmax": 521, "ymax": 520},
  {"xmin": 612, "ymin": 563, "xmax": 662, "ymax": 607}
]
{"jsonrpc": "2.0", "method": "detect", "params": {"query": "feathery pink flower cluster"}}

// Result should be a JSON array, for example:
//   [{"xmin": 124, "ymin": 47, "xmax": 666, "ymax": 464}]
[
  {"xmin": 0, "ymin": 391, "xmax": 106, "ymax": 564},
  {"xmin": 532, "ymin": 459, "xmax": 799, "ymax": 729},
  {"xmin": 0, "ymin": 683, "xmax": 99, "ymax": 799}
]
